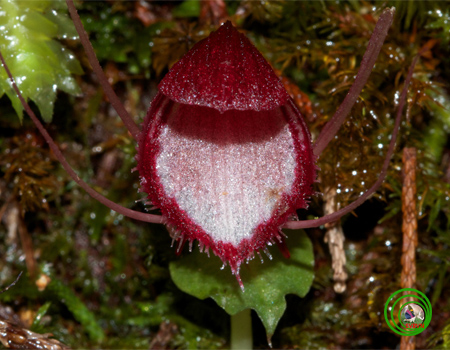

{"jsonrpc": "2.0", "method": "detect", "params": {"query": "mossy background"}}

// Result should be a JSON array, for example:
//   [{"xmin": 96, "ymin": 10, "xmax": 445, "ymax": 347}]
[{"xmin": 0, "ymin": 0, "xmax": 450, "ymax": 348}]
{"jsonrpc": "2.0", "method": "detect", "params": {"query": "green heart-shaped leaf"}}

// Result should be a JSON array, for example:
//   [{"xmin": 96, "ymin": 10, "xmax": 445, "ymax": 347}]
[{"xmin": 169, "ymin": 230, "xmax": 314, "ymax": 338}]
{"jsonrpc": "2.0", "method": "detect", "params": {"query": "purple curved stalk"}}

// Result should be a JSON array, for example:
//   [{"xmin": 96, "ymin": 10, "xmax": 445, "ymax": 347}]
[
  {"xmin": 313, "ymin": 7, "xmax": 395, "ymax": 157},
  {"xmin": 65, "ymin": 0, "xmax": 141, "ymax": 141},
  {"xmin": 0, "ymin": 51, "xmax": 161, "ymax": 225},
  {"xmin": 284, "ymin": 52, "xmax": 420, "ymax": 230}
]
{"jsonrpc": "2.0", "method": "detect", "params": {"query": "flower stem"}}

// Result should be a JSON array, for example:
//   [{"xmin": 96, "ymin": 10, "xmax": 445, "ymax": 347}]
[{"xmin": 231, "ymin": 309, "xmax": 253, "ymax": 350}]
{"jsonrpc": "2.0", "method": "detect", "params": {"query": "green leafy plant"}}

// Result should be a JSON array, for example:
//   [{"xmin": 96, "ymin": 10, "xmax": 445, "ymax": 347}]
[
  {"xmin": 170, "ymin": 230, "xmax": 314, "ymax": 343},
  {"xmin": 0, "ymin": 0, "xmax": 82, "ymax": 122}
]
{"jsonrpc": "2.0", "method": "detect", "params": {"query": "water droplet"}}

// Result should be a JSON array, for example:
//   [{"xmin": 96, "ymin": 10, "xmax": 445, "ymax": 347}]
[{"xmin": 92, "ymin": 146, "xmax": 103, "ymax": 153}]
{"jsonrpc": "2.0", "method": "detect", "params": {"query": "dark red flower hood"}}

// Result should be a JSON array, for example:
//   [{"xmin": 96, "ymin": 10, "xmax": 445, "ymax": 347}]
[{"xmin": 159, "ymin": 21, "xmax": 289, "ymax": 112}]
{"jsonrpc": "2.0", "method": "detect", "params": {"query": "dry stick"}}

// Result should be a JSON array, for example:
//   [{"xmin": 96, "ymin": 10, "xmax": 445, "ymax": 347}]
[
  {"xmin": 0, "ymin": 51, "xmax": 162, "ymax": 225},
  {"xmin": 65, "ymin": 0, "xmax": 141, "ymax": 141},
  {"xmin": 285, "ymin": 52, "xmax": 421, "ymax": 230},
  {"xmin": 0, "ymin": 271, "xmax": 22, "ymax": 294},
  {"xmin": 323, "ymin": 187, "xmax": 348, "ymax": 293},
  {"xmin": 313, "ymin": 7, "xmax": 395, "ymax": 156},
  {"xmin": 400, "ymin": 147, "xmax": 418, "ymax": 350},
  {"xmin": 401, "ymin": 148, "xmax": 418, "ymax": 290}
]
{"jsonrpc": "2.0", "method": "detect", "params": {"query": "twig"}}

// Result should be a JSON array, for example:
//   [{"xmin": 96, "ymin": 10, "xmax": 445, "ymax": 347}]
[
  {"xmin": 323, "ymin": 187, "xmax": 348, "ymax": 293},
  {"xmin": 400, "ymin": 147, "xmax": 418, "ymax": 350},
  {"xmin": 0, "ymin": 272, "xmax": 22, "ymax": 295}
]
